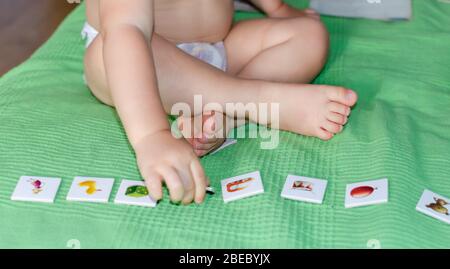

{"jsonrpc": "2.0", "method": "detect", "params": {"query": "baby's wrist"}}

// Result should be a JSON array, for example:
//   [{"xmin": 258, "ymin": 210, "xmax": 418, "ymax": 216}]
[{"xmin": 131, "ymin": 128, "xmax": 171, "ymax": 149}]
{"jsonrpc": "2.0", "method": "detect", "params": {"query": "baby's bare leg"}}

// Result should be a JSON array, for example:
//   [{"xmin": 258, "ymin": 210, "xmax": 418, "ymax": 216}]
[
  {"xmin": 181, "ymin": 16, "xmax": 331, "ymax": 155},
  {"xmin": 225, "ymin": 16, "xmax": 329, "ymax": 83},
  {"xmin": 84, "ymin": 33, "xmax": 260, "ymax": 112},
  {"xmin": 191, "ymin": 16, "xmax": 356, "ymax": 148},
  {"xmin": 84, "ymin": 30, "xmax": 356, "ymax": 145},
  {"xmin": 223, "ymin": 16, "xmax": 356, "ymax": 140}
]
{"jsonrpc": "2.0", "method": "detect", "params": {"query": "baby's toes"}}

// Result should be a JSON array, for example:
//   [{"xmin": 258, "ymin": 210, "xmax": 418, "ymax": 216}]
[
  {"xmin": 316, "ymin": 128, "xmax": 334, "ymax": 141},
  {"xmin": 327, "ymin": 112, "xmax": 348, "ymax": 125},
  {"xmin": 325, "ymin": 87, "xmax": 358, "ymax": 107},
  {"xmin": 327, "ymin": 102, "xmax": 351, "ymax": 116},
  {"xmin": 322, "ymin": 120, "xmax": 343, "ymax": 134}
]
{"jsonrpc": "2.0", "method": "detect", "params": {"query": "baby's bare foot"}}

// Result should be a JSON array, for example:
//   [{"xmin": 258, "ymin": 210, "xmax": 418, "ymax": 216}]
[
  {"xmin": 177, "ymin": 112, "xmax": 229, "ymax": 157},
  {"xmin": 262, "ymin": 84, "xmax": 358, "ymax": 140}
]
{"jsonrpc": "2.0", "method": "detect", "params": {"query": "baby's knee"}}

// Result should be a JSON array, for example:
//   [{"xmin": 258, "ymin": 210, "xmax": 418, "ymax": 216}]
[{"xmin": 290, "ymin": 17, "xmax": 330, "ymax": 62}]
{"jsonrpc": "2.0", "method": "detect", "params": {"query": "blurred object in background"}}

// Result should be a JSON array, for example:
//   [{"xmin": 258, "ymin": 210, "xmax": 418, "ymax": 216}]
[
  {"xmin": 309, "ymin": 0, "xmax": 412, "ymax": 21},
  {"xmin": 0, "ymin": 0, "xmax": 76, "ymax": 75}
]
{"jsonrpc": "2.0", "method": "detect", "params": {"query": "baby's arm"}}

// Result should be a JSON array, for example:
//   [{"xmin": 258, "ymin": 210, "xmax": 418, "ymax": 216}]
[
  {"xmin": 247, "ymin": 0, "xmax": 319, "ymax": 18},
  {"xmin": 100, "ymin": 0, "xmax": 165, "ymax": 143},
  {"xmin": 99, "ymin": 0, "xmax": 207, "ymax": 204}
]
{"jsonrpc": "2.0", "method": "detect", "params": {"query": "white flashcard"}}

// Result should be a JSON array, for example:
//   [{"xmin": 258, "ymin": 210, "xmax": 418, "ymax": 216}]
[
  {"xmin": 281, "ymin": 175, "xmax": 328, "ymax": 204},
  {"xmin": 210, "ymin": 139, "xmax": 237, "ymax": 155},
  {"xmin": 66, "ymin": 177, "xmax": 114, "ymax": 203},
  {"xmin": 114, "ymin": 179, "xmax": 156, "ymax": 207},
  {"xmin": 11, "ymin": 176, "xmax": 61, "ymax": 203},
  {"xmin": 345, "ymin": 178, "xmax": 388, "ymax": 208},
  {"xmin": 221, "ymin": 171, "xmax": 264, "ymax": 203},
  {"xmin": 416, "ymin": 189, "xmax": 449, "ymax": 225}
]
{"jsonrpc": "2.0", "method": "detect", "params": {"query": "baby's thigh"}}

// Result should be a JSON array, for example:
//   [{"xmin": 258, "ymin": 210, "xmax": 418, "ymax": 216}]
[
  {"xmin": 224, "ymin": 19, "xmax": 273, "ymax": 75},
  {"xmin": 84, "ymin": 36, "xmax": 114, "ymax": 106},
  {"xmin": 225, "ymin": 16, "xmax": 328, "ymax": 75}
]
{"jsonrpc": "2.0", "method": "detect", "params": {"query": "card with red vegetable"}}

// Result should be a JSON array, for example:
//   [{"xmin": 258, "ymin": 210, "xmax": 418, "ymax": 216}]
[{"xmin": 345, "ymin": 178, "xmax": 388, "ymax": 208}]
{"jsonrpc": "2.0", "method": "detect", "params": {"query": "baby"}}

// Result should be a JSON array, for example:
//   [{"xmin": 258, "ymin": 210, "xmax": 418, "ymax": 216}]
[{"xmin": 82, "ymin": 0, "xmax": 358, "ymax": 205}]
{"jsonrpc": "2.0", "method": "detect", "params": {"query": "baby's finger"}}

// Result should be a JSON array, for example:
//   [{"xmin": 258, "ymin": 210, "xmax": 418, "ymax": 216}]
[
  {"xmin": 194, "ymin": 149, "xmax": 210, "ymax": 157},
  {"xmin": 194, "ymin": 140, "xmax": 219, "ymax": 151},
  {"xmin": 145, "ymin": 171, "xmax": 163, "ymax": 201},
  {"xmin": 190, "ymin": 159, "xmax": 207, "ymax": 204},
  {"xmin": 177, "ymin": 167, "xmax": 195, "ymax": 205},
  {"xmin": 159, "ymin": 166, "xmax": 184, "ymax": 203},
  {"xmin": 203, "ymin": 113, "xmax": 227, "ymax": 139},
  {"xmin": 178, "ymin": 117, "xmax": 199, "ymax": 140},
  {"xmin": 194, "ymin": 141, "xmax": 224, "ymax": 157},
  {"xmin": 197, "ymin": 135, "xmax": 220, "ymax": 144}
]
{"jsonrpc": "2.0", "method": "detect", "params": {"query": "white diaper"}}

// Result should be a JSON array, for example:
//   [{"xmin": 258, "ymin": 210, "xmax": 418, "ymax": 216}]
[
  {"xmin": 176, "ymin": 42, "xmax": 227, "ymax": 72},
  {"xmin": 81, "ymin": 22, "xmax": 99, "ymax": 48},
  {"xmin": 81, "ymin": 22, "xmax": 227, "ymax": 71}
]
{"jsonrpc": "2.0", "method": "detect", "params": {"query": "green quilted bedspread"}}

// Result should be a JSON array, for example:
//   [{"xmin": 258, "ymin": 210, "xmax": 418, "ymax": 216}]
[{"xmin": 0, "ymin": 0, "xmax": 449, "ymax": 248}]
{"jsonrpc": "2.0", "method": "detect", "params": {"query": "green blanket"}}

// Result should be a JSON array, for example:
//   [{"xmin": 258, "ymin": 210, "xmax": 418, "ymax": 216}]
[{"xmin": 1, "ymin": 0, "xmax": 449, "ymax": 248}]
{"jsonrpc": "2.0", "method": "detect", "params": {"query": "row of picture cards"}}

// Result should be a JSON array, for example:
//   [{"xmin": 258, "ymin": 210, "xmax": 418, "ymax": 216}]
[
  {"xmin": 10, "ymin": 173, "xmax": 449, "ymax": 224},
  {"xmin": 12, "ymin": 176, "xmax": 157, "ymax": 207},
  {"xmin": 10, "ymin": 139, "xmax": 239, "ymax": 206}
]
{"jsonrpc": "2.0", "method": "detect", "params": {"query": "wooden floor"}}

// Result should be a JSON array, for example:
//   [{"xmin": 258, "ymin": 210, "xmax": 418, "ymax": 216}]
[{"xmin": 0, "ymin": 0, "xmax": 76, "ymax": 75}]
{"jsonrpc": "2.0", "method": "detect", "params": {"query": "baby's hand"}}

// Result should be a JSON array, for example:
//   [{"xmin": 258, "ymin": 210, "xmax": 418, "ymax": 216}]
[{"xmin": 134, "ymin": 130, "xmax": 208, "ymax": 205}]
